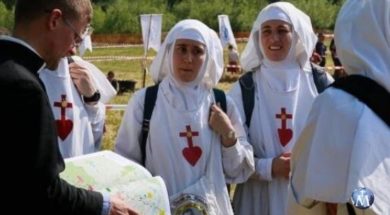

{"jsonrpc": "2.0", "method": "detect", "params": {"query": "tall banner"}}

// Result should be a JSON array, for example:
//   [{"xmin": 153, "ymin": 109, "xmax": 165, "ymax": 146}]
[
  {"xmin": 218, "ymin": 15, "xmax": 237, "ymax": 49},
  {"xmin": 78, "ymin": 35, "xmax": 93, "ymax": 57},
  {"xmin": 140, "ymin": 14, "xmax": 162, "ymax": 55}
]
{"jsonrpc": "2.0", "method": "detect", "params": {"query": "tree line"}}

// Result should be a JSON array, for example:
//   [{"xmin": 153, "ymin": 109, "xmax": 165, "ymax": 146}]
[{"xmin": 0, "ymin": 0, "xmax": 344, "ymax": 35}]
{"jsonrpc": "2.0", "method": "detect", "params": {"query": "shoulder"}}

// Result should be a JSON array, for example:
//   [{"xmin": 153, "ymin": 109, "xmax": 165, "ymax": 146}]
[
  {"xmin": 131, "ymin": 87, "xmax": 148, "ymax": 106},
  {"xmin": 315, "ymin": 87, "xmax": 364, "ymax": 122},
  {"xmin": 229, "ymin": 71, "xmax": 256, "ymax": 95},
  {"xmin": 228, "ymin": 81, "xmax": 243, "ymax": 98},
  {"xmin": 0, "ymin": 63, "xmax": 43, "ymax": 95}
]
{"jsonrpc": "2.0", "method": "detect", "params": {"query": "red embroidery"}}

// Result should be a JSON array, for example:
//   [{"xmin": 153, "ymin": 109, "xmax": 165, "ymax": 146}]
[
  {"xmin": 275, "ymin": 108, "xmax": 293, "ymax": 147},
  {"xmin": 54, "ymin": 95, "xmax": 73, "ymax": 140},
  {"xmin": 179, "ymin": 125, "xmax": 202, "ymax": 166}
]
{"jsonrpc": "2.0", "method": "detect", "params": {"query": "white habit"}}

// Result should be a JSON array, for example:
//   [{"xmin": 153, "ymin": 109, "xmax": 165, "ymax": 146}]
[
  {"xmin": 39, "ymin": 57, "xmax": 115, "ymax": 158},
  {"xmin": 115, "ymin": 19, "xmax": 254, "ymax": 215},
  {"xmin": 229, "ymin": 2, "xmax": 333, "ymax": 215},
  {"xmin": 288, "ymin": 0, "xmax": 390, "ymax": 214}
]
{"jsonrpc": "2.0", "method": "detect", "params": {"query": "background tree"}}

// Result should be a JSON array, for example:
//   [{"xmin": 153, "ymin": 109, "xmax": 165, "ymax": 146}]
[
  {"xmin": 92, "ymin": 0, "xmax": 117, "ymax": 11},
  {"xmin": 0, "ymin": 0, "xmax": 15, "ymax": 10},
  {"xmin": 167, "ymin": 0, "xmax": 182, "ymax": 10},
  {"xmin": 0, "ymin": 1, "xmax": 13, "ymax": 30},
  {"xmin": 0, "ymin": 0, "xmax": 345, "ymax": 34}
]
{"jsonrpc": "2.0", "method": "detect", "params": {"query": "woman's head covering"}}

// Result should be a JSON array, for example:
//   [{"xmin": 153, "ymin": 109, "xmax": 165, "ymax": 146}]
[
  {"xmin": 150, "ymin": 19, "xmax": 223, "ymax": 89},
  {"xmin": 335, "ymin": 0, "xmax": 390, "ymax": 92},
  {"xmin": 240, "ymin": 2, "xmax": 317, "ymax": 71}
]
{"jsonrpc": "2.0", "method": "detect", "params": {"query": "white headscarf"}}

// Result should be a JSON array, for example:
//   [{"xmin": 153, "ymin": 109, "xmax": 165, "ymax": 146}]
[
  {"xmin": 149, "ymin": 19, "xmax": 223, "ymax": 111},
  {"xmin": 240, "ymin": 2, "xmax": 317, "ymax": 72},
  {"xmin": 335, "ymin": 0, "xmax": 390, "ymax": 92},
  {"xmin": 150, "ymin": 19, "xmax": 223, "ymax": 89}
]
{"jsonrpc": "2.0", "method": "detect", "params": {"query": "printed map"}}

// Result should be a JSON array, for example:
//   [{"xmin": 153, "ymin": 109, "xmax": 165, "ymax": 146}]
[{"xmin": 60, "ymin": 150, "xmax": 170, "ymax": 215}]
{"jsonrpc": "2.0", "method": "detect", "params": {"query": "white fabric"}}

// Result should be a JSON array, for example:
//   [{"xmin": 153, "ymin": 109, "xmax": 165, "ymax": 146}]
[
  {"xmin": 150, "ymin": 19, "xmax": 223, "ymax": 88},
  {"xmin": 116, "ymin": 19, "xmax": 254, "ymax": 215},
  {"xmin": 115, "ymin": 79, "xmax": 255, "ymax": 215},
  {"xmin": 39, "ymin": 58, "xmax": 105, "ymax": 158},
  {"xmin": 288, "ymin": 89, "xmax": 390, "ymax": 215},
  {"xmin": 259, "ymin": 6, "xmax": 291, "ymax": 24},
  {"xmin": 240, "ymin": 2, "xmax": 317, "ymax": 72},
  {"xmin": 140, "ymin": 14, "xmax": 162, "ymax": 54},
  {"xmin": 229, "ymin": 2, "xmax": 331, "ymax": 215},
  {"xmin": 218, "ymin": 15, "xmax": 237, "ymax": 49},
  {"xmin": 335, "ymin": 0, "xmax": 390, "ymax": 93},
  {"xmin": 288, "ymin": 0, "xmax": 390, "ymax": 214},
  {"xmin": 150, "ymin": 19, "xmax": 224, "ymax": 111},
  {"xmin": 229, "ymin": 68, "xmax": 323, "ymax": 215},
  {"xmin": 78, "ymin": 35, "xmax": 92, "ymax": 57}
]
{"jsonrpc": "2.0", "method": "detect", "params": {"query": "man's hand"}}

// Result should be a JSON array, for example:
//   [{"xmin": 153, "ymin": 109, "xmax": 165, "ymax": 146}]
[
  {"xmin": 69, "ymin": 62, "xmax": 96, "ymax": 97},
  {"xmin": 109, "ymin": 195, "xmax": 139, "ymax": 215}
]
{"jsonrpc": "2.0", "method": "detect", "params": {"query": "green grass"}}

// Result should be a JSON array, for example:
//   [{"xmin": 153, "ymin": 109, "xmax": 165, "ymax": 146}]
[
  {"xmin": 93, "ymin": 60, "xmax": 154, "ymax": 85},
  {"xmin": 103, "ymin": 92, "xmax": 131, "ymax": 150},
  {"xmin": 84, "ymin": 46, "xmax": 157, "ymax": 58}
]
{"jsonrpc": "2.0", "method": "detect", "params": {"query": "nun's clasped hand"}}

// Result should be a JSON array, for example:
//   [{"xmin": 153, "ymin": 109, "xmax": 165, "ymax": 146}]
[{"xmin": 208, "ymin": 104, "xmax": 237, "ymax": 147}]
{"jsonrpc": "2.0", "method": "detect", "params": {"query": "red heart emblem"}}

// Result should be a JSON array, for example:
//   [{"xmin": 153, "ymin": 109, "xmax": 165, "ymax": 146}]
[
  {"xmin": 277, "ymin": 128, "xmax": 293, "ymax": 147},
  {"xmin": 56, "ymin": 119, "xmax": 73, "ymax": 140},
  {"xmin": 182, "ymin": 146, "xmax": 202, "ymax": 166}
]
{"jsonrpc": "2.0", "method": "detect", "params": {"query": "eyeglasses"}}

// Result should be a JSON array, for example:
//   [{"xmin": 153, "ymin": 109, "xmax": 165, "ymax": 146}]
[
  {"xmin": 62, "ymin": 17, "xmax": 93, "ymax": 46},
  {"xmin": 44, "ymin": 9, "xmax": 93, "ymax": 47}
]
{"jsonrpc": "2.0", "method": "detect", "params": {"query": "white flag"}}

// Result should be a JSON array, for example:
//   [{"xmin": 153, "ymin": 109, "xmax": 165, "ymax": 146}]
[
  {"xmin": 78, "ymin": 35, "xmax": 93, "ymax": 57},
  {"xmin": 140, "ymin": 14, "xmax": 162, "ymax": 55},
  {"xmin": 218, "ymin": 15, "xmax": 237, "ymax": 49}
]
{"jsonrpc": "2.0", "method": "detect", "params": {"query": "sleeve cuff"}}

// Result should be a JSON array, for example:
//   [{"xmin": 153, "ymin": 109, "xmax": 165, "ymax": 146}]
[
  {"xmin": 101, "ymin": 193, "xmax": 111, "ymax": 215},
  {"xmin": 85, "ymin": 102, "xmax": 100, "ymax": 111},
  {"xmin": 85, "ymin": 102, "xmax": 105, "ymax": 123},
  {"xmin": 256, "ymin": 157, "xmax": 273, "ymax": 181},
  {"xmin": 222, "ymin": 140, "xmax": 241, "ymax": 157}
]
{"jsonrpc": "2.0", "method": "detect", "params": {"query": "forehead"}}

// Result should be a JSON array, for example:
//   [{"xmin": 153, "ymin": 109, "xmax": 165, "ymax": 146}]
[
  {"xmin": 175, "ymin": 39, "xmax": 205, "ymax": 47},
  {"xmin": 75, "ymin": 8, "xmax": 92, "ymax": 24},
  {"xmin": 261, "ymin": 20, "xmax": 291, "ymax": 29},
  {"xmin": 81, "ymin": 6, "xmax": 93, "ymax": 22}
]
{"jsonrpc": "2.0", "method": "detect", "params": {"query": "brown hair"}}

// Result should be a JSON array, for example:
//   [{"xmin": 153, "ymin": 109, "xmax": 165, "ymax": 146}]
[{"xmin": 15, "ymin": 0, "xmax": 92, "ymax": 23}]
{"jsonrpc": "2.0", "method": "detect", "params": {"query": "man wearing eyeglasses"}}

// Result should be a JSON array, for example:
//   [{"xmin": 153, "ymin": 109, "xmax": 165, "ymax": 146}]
[{"xmin": 0, "ymin": 0, "xmax": 138, "ymax": 215}]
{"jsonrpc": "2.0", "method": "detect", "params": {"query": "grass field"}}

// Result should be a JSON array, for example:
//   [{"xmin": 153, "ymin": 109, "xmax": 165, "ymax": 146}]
[{"xmin": 87, "ymin": 40, "xmax": 334, "ymax": 150}]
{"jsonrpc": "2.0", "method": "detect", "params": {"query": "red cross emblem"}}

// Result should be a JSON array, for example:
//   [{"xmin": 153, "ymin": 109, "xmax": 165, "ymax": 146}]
[
  {"xmin": 275, "ymin": 107, "xmax": 293, "ymax": 147},
  {"xmin": 179, "ymin": 125, "xmax": 202, "ymax": 166},
  {"xmin": 54, "ymin": 95, "xmax": 73, "ymax": 140}
]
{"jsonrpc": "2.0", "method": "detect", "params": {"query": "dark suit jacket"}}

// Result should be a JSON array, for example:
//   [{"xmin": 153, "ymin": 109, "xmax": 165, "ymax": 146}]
[{"xmin": 0, "ymin": 40, "xmax": 103, "ymax": 214}]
